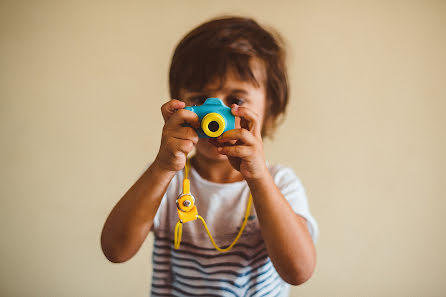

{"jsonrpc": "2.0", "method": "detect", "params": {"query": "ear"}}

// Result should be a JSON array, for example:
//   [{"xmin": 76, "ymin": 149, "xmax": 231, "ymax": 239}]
[{"xmin": 261, "ymin": 114, "xmax": 274, "ymax": 138}]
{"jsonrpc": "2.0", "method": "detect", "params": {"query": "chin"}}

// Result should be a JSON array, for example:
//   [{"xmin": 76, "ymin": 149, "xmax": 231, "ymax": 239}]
[{"xmin": 195, "ymin": 139, "xmax": 227, "ymax": 161}]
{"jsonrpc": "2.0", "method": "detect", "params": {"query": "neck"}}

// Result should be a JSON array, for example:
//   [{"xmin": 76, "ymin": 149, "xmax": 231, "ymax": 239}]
[{"xmin": 190, "ymin": 154, "xmax": 243, "ymax": 184}]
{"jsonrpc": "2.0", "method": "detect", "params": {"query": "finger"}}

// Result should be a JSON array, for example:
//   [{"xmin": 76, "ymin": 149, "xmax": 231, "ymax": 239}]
[
  {"xmin": 167, "ymin": 109, "xmax": 200, "ymax": 129},
  {"xmin": 167, "ymin": 127, "xmax": 199, "ymax": 145},
  {"xmin": 209, "ymin": 137, "xmax": 236, "ymax": 148},
  {"xmin": 167, "ymin": 138, "xmax": 195, "ymax": 156},
  {"xmin": 217, "ymin": 128, "xmax": 256, "ymax": 146},
  {"xmin": 161, "ymin": 99, "xmax": 186, "ymax": 122},
  {"xmin": 231, "ymin": 105, "xmax": 261, "ymax": 137},
  {"xmin": 217, "ymin": 145, "xmax": 252, "ymax": 158},
  {"xmin": 175, "ymin": 139, "xmax": 195, "ymax": 155}
]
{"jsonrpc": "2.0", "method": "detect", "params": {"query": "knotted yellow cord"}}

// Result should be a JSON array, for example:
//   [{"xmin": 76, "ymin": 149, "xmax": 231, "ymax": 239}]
[
  {"xmin": 174, "ymin": 219, "xmax": 183, "ymax": 249},
  {"xmin": 174, "ymin": 157, "xmax": 252, "ymax": 252}
]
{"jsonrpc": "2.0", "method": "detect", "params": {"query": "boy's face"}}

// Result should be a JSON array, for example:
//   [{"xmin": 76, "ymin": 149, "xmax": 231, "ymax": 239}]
[{"xmin": 180, "ymin": 64, "xmax": 266, "ymax": 161}]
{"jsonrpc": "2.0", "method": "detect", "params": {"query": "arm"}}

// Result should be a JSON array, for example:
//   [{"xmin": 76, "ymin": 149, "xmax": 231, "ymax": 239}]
[
  {"xmin": 101, "ymin": 162, "xmax": 175, "ymax": 263},
  {"xmin": 101, "ymin": 99, "xmax": 199, "ymax": 263},
  {"xmin": 217, "ymin": 104, "xmax": 316, "ymax": 285},
  {"xmin": 247, "ymin": 173, "xmax": 316, "ymax": 285}
]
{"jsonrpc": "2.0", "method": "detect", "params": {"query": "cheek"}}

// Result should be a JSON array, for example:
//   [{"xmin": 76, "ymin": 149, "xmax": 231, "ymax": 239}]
[
  {"xmin": 195, "ymin": 138, "xmax": 227, "ymax": 159},
  {"xmin": 196, "ymin": 138, "xmax": 216, "ymax": 151},
  {"xmin": 196, "ymin": 138, "xmax": 207, "ymax": 149}
]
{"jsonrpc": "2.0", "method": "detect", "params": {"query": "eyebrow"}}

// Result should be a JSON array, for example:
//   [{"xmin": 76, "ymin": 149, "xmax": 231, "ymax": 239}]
[{"xmin": 230, "ymin": 89, "xmax": 249, "ymax": 95}]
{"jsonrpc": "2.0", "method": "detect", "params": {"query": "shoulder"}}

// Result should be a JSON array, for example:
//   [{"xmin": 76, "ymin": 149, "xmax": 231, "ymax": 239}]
[
  {"xmin": 267, "ymin": 162, "xmax": 305, "ymax": 191},
  {"xmin": 267, "ymin": 162, "xmax": 319, "ymax": 243},
  {"xmin": 267, "ymin": 162, "xmax": 297, "ymax": 178}
]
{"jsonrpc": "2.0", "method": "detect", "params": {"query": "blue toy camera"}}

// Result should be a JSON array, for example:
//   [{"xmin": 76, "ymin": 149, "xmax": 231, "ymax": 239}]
[{"xmin": 184, "ymin": 98, "xmax": 235, "ymax": 138}]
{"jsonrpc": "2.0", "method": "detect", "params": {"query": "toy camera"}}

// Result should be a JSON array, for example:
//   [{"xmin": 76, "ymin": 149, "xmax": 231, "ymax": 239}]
[{"xmin": 184, "ymin": 98, "xmax": 235, "ymax": 138}]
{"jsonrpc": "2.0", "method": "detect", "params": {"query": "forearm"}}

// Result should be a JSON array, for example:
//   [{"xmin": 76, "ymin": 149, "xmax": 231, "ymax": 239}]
[
  {"xmin": 101, "ymin": 161, "xmax": 176, "ymax": 263},
  {"xmin": 247, "ymin": 173, "xmax": 316, "ymax": 285}
]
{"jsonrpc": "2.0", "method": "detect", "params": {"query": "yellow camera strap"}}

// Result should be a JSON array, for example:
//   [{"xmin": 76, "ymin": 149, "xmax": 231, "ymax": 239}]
[{"xmin": 174, "ymin": 157, "xmax": 253, "ymax": 253}]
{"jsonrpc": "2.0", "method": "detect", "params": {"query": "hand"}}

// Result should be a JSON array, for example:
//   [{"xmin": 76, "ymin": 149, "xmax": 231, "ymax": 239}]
[
  {"xmin": 215, "ymin": 104, "xmax": 267, "ymax": 181},
  {"xmin": 154, "ymin": 99, "xmax": 200, "ymax": 172}
]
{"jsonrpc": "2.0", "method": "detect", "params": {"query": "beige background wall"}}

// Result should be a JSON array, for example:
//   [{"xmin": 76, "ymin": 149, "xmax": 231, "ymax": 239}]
[{"xmin": 1, "ymin": 0, "xmax": 445, "ymax": 296}]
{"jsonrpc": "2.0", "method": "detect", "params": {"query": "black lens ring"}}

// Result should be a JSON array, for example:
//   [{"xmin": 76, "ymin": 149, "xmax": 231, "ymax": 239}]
[{"xmin": 208, "ymin": 121, "xmax": 219, "ymax": 132}]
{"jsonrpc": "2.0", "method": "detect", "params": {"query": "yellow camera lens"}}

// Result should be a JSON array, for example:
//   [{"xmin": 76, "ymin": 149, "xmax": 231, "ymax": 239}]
[{"xmin": 201, "ymin": 113, "xmax": 225, "ymax": 137}]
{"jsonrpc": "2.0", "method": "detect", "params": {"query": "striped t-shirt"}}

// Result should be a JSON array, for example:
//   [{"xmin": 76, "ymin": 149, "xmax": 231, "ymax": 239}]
[{"xmin": 151, "ymin": 163, "xmax": 318, "ymax": 297}]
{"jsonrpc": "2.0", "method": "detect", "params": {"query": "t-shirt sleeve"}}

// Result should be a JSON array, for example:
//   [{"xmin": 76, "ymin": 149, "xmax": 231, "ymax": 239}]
[{"xmin": 271, "ymin": 165, "xmax": 319, "ymax": 243}]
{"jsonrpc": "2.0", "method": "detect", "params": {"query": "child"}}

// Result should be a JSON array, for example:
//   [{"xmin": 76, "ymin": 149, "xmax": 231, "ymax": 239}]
[{"xmin": 101, "ymin": 16, "xmax": 318, "ymax": 297}]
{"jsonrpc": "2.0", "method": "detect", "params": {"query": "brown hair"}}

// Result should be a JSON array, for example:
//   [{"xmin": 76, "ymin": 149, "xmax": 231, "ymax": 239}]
[{"xmin": 169, "ymin": 16, "xmax": 289, "ymax": 137}]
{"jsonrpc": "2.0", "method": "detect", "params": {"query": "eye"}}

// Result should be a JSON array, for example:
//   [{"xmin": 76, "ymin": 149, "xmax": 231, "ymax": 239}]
[
  {"xmin": 189, "ymin": 96, "xmax": 207, "ymax": 105},
  {"xmin": 228, "ymin": 96, "xmax": 245, "ymax": 106}
]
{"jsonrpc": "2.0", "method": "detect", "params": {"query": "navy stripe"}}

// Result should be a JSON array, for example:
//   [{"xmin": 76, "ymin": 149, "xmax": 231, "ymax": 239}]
[
  {"xmin": 152, "ymin": 260, "xmax": 170, "ymax": 266},
  {"xmin": 171, "ymin": 284, "xmax": 222, "ymax": 297},
  {"xmin": 151, "ymin": 282, "xmax": 171, "ymax": 288},
  {"xmin": 272, "ymin": 286, "xmax": 284, "ymax": 297},
  {"xmin": 150, "ymin": 285, "xmax": 182, "ymax": 297},
  {"xmin": 245, "ymin": 263, "xmax": 276, "ymax": 292},
  {"xmin": 155, "ymin": 235, "xmax": 264, "ymax": 251},
  {"xmin": 151, "ymin": 236, "xmax": 284, "ymax": 296},
  {"xmin": 152, "ymin": 280, "xmax": 283, "ymax": 297},
  {"xmin": 153, "ymin": 268, "xmax": 170, "ymax": 274},
  {"xmin": 174, "ymin": 278, "xmax": 239, "ymax": 297},
  {"xmin": 170, "ymin": 262, "xmax": 274, "ymax": 290},
  {"xmin": 259, "ymin": 280, "xmax": 282, "ymax": 297},
  {"xmin": 151, "ymin": 290, "xmax": 177, "ymax": 297},
  {"xmin": 150, "ymin": 293, "xmax": 173, "ymax": 297},
  {"xmin": 153, "ymin": 250, "xmax": 269, "ymax": 272},
  {"xmin": 249, "ymin": 274, "xmax": 281, "ymax": 297},
  {"xmin": 151, "ymin": 294, "xmax": 181, "ymax": 297},
  {"xmin": 151, "ymin": 263, "xmax": 284, "ymax": 296},
  {"xmin": 152, "ymin": 252, "xmax": 268, "ymax": 270},
  {"xmin": 153, "ymin": 268, "xmax": 280, "ymax": 297},
  {"xmin": 167, "ymin": 262, "xmax": 249, "ymax": 277},
  {"xmin": 154, "ymin": 255, "xmax": 270, "ymax": 279},
  {"xmin": 152, "ymin": 281, "xmax": 234, "ymax": 297},
  {"xmin": 155, "ymin": 248, "xmax": 267, "ymax": 267},
  {"xmin": 153, "ymin": 247, "xmax": 256, "ymax": 268},
  {"xmin": 244, "ymin": 264, "xmax": 277, "ymax": 291},
  {"xmin": 152, "ymin": 255, "xmax": 270, "ymax": 282},
  {"xmin": 154, "ymin": 243, "xmax": 266, "ymax": 262}
]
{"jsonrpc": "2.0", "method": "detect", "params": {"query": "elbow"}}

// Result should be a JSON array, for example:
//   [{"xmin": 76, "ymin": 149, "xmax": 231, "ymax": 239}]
[
  {"xmin": 101, "ymin": 242, "xmax": 127, "ymax": 264},
  {"xmin": 284, "ymin": 269, "xmax": 314, "ymax": 286},
  {"xmin": 281, "ymin": 257, "xmax": 316, "ymax": 286},
  {"xmin": 101, "ymin": 232, "xmax": 131, "ymax": 264},
  {"xmin": 102, "ymin": 248, "xmax": 128, "ymax": 264}
]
